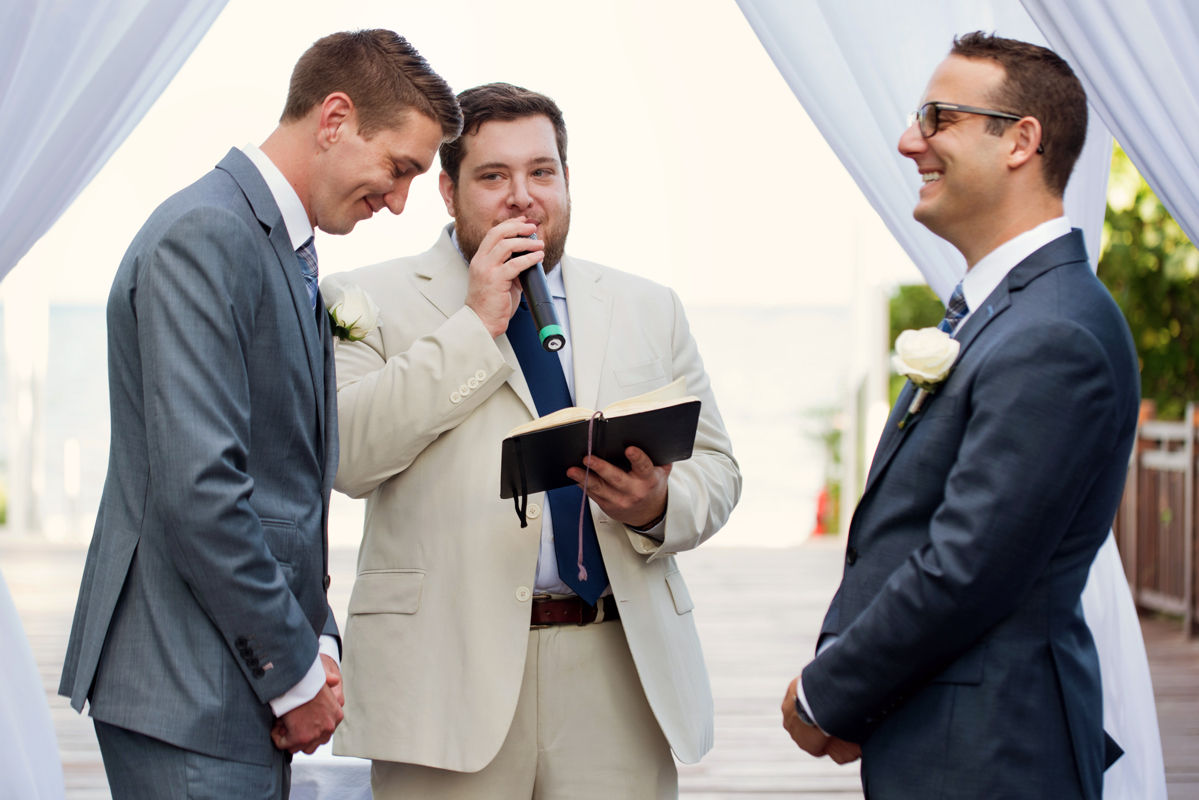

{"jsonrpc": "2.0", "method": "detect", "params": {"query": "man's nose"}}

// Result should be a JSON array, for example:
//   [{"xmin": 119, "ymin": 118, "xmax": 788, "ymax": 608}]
[
  {"xmin": 507, "ymin": 178, "xmax": 533, "ymax": 210},
  {"xmin": 898, "ymin": 122, "xmax": 926, "ymax": 159},
  {"xmin": 383, "ymin": 181, "xmax": 410, "ymax": 215}
]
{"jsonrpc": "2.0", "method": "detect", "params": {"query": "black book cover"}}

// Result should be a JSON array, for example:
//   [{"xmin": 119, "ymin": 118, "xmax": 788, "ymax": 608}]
[{"xmin": 499, "ymin": 400, "xmax": 702, "ymax": 501}]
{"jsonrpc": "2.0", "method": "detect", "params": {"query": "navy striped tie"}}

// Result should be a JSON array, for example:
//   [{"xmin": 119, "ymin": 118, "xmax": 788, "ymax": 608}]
[
  {"xmin": 296, "ymin": 236, "xmax": 319, "ymax": 311},
  {"xmin": 506, "ymin": 301, "xmax": 609, "ymax": 606},
  {"xmin": 938, "ymin": 282, "xmax": 969, "ymax": 335}
]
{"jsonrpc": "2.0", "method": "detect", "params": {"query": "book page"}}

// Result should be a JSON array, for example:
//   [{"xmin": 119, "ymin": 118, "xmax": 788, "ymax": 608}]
[
  {"xmin": 601, "ymin": 395, "xmax": 700, "ymax": 419},
  {"xmin": 506, "ymin": 405, "xmax": 598, "ymax": 437},
  {"xmin": 602, "ymin": 376, "xmax": 688, "ymax": 415}
]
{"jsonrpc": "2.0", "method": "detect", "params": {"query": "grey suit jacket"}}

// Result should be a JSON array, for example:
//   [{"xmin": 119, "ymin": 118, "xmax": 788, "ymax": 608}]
[
  {"xmin": 804, "ymin": 231, "xmax": 1139, "ymax": 800},
  {"xmin": 59, "ymin": 148, "xmax": 339, "ymax": 767}
]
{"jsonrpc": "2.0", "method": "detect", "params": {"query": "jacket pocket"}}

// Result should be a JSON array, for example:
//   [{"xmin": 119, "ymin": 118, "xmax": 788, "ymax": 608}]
[
  {"xmin": 260, "ymin": 518, "xmax": 297, "ymax": 568},
  {"xmin": 614, "ymin": 359, "xmax": 665, "ymax": 388},
  {"xmin": 664, "ymin": 569, "xmax": 694, "ymax": 615},
  {"xmin": 348, "ymin": 569, "xmax": 426, "ymax": 615},
  {"xmin": 928, "ymin": 641, "xmax": 987, "ymax": 685}
]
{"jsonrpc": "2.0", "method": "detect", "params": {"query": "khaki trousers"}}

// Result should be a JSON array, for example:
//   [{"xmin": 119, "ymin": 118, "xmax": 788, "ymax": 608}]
[{"xmin": 371, "ymin": 619, "xmax": 677, "ymax": 800}]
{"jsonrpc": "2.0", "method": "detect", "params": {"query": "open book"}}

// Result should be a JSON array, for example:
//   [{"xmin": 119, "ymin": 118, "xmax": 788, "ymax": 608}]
[{"xmin": 499, "ymin": 377, "xmax": 702, "ymax": 509}]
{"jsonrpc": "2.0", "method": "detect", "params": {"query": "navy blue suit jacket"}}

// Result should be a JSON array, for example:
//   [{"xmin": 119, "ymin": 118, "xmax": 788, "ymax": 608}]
[{"xmin": 804, "ymin": 231, "xmax": 1139, "ymax": 800}]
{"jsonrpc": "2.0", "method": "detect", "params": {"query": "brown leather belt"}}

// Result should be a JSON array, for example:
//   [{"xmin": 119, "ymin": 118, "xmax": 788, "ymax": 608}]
[{"xmin": 530, "ymin": 595, "xmax": 620, "ymax": 627}]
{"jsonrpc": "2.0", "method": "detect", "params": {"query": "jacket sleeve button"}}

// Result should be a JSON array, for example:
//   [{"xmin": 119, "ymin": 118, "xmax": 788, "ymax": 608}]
[
  {"xmin": 253, "ymin": 668, "xmax": 266, "ymax": 679},
  {"xmin": 846, "ymin": 547, "xmax": 859, "ymax": 565}
]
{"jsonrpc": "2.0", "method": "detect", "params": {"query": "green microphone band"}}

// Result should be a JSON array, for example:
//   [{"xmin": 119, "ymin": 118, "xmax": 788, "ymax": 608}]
[{"xmin": 538, "ymin": 324, "xmax": 565, "ymax": 344}]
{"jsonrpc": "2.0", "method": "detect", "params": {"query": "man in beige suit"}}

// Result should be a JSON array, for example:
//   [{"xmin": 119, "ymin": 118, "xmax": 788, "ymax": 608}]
[{"xmin": 323, "ymin": 83, "xmax": 740, "ymax": 799}]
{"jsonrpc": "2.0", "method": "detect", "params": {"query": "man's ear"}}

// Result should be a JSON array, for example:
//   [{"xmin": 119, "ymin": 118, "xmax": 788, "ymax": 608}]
[
  {"xmin": 438, "ymin": 170, "xmax": 457, "ymax": 217},
  {"xmin": 317, "ymin": 92, "xmax": 354, "ymax": 151},
  {"xmin": 1007, "ymin": 116, "xmax": 1043, "ymax": 170},
  {"xmin": 563, "ymin": 163, "xmax": 570, "ymax": 186}
]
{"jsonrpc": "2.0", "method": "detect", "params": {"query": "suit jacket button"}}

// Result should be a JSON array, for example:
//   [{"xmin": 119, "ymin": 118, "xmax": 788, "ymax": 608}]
[
  {"xmin": 527, "ymin": 504, "xmax": 541, "ymax": 520},
  {"xmin": 235, "ymin": 637, "xmax": 247, "ymax": 649},
  {"xmin": 247, "ymin": 658, "xmax": 260, "ymax": 669},
  {"xmin": 323, "ymin": 575, "xmax": 331, "ymax": 591},
  {"xmin": 475, "ymin": 369, "xmax": 487, "ymax": 382},
  {"xmin": 450, "ymin": 391, "xmax": 462, "ymax": 404},
  {"xmin": 847, "ymin": 547, "xmax": 859, "ymax": 565},
  {"xmin": 253, "ymin": 668, "xmax": 265, "ymax": 679},
  {"xmin": 239, "ymin": 648, "xmax": 253, "ymax": 659}
]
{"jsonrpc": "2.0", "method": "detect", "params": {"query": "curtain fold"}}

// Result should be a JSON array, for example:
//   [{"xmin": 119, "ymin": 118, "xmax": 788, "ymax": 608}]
[
  {"xmin": 735, "ymin": 2, "xmax": 1165, "ymax": 798},
  {"xmin": 1021, "ymin": 0, "xmax": 1199, "ymax": 244},
  {"xmin": 0, "ymin": 2, "xmax": 228, "ymax": 796},
  {"xmin": 0, "ymin": 0, "xmax": 230, "ymax": 283}
]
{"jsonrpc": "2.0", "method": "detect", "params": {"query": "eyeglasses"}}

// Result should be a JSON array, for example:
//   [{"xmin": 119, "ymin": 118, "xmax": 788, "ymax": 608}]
[{"xmin": 907, "ymin": 102, "xmax": 1043, "ymax": 153}]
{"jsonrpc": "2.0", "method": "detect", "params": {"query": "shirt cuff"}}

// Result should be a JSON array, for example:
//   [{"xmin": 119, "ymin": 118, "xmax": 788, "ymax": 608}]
[
  {"xmin": 628, "ymin": 503, "xmax": 667, "ymax": 540},
  {"xmin": 268, "ymin": 654, "xmax": 325, "ymax": 718},
  {"xmin": 318, "ymin": 634, "xmax": 340, "ymax": 666},
  {"xmin": 795, "ymin": 676, "xmax": 827, "ymax": 734},
  {"xmin": 798, "ymin": 634, "xmax": 839, "ymax": 734}
]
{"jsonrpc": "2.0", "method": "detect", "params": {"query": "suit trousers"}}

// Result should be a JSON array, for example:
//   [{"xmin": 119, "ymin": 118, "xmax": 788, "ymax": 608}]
[
  {"xmin": 94, "ymin": 720, "xmax": 290, "ymax": 800},
  {"xmin": 371, "ymin": 619, "xmax": 677, "ymax": 800}
]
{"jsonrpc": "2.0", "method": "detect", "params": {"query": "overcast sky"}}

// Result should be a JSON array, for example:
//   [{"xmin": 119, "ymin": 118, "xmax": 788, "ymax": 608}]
[{"xmin": 15, "ymin": 0, "xmax": 920, "ymax": 307}]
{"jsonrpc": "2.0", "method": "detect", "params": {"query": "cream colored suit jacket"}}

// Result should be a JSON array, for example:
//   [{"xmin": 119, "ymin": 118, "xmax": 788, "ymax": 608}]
[{"xmin": 324, "ymin": 226, "xmax": 740, "ymax": 771}]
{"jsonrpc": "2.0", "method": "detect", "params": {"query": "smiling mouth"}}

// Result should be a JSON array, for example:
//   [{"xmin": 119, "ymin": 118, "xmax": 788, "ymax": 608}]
[{"xmin": 921, "ymin": 171, "xmax": 943, "ymax": 184}]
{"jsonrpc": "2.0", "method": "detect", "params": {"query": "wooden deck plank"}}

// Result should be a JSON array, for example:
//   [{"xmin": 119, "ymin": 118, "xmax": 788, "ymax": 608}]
[{"xmin": 4, "ymin": 538, "xmax": 1198, "ymax": 799}]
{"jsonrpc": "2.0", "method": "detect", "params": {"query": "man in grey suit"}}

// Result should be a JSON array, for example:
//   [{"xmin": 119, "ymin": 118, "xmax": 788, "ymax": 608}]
[
  {"xmin": 58, "ymin": 30, "xmax": 461, "ymax": 799},
  {"xmin": 781, "ymin": 34, "xmax": 1139, "ymax": 800}
]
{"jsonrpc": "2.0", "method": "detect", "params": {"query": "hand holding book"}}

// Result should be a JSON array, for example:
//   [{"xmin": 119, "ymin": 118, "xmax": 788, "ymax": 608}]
[{"xmin": 500, "ymin": 377, "xmax": 702, "ymax": 525}]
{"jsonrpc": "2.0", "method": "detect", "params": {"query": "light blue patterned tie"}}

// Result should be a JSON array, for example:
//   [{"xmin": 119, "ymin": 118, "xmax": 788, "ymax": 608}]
[
  {"xmin": 938, "ymin": 282, "xmax": 969, "ymax": 335},
  {"xmin": 296, "ymin": 236, "xmax": 319, "ymax": 311}
]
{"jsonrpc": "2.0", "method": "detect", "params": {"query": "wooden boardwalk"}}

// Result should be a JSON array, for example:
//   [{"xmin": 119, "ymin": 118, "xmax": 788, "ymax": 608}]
[{"xmin": 3, "ymin": 536, "xmax": 1197, "ymax": 799}]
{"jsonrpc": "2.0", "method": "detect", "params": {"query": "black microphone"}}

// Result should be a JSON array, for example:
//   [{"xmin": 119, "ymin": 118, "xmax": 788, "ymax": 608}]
[{"xmin": 514, "ymin": 233, "xmax": 565, "ymax": 352}]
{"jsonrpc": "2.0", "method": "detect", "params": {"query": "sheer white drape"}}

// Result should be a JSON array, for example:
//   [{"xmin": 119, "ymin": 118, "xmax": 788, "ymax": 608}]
[
  {"xmin": 0, "ymin": 1, "xmax": 227, "ymax": 796},
  {"xmin": 735, "ymin": 2, "xmax": 1165, "ymax": 798},
  {"xmin": 0, "ymin": 0, "xmax": 230, "ymax": 283},
  {"xmin": 0, "ymin": 568, "xmax": 63, "ymax": 800},
  {"xmin": 1022, "ymin": 0, "xmax": 1199, "ymax": 244},
  {"xmin": 734, "ymin": 0, "xmax": 1110, "ymax": 304}
]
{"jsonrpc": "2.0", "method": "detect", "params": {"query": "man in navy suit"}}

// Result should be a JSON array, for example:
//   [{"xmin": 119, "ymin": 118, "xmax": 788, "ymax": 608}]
[
  {"xmin": 59, "ymin": 31, "xmax": 461, "ymax": 799},
  {"xmin": 782, "ymin": 32, "xmax": 1139, "ymax": 800}
]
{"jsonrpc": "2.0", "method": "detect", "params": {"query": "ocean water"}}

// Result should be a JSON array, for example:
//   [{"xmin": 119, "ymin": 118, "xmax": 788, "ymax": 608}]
[{"xmin": 1, "ymin": 305, "xmax": 849, "ymax": 548}]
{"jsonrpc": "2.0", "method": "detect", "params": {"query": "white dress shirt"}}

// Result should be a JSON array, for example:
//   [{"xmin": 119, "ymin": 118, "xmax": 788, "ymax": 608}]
[
  {"xmin": 449, "ymin": 228, "xmax": 663, "ymax": 598},
  {"xmin": 241, "ymin": 143, "xmax": 340, "ymax": 717},
  {"xmin": 795, "ymin": 215, "xmax": 1075, "ymax": 731}
]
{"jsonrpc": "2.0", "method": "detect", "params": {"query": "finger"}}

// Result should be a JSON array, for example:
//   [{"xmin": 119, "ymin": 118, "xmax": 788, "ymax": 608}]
[
  {"xmin": 486, "ymin": 233, "xmax": 545, "ymax": 265},
  {"xmin": 582, "ymin": 456, "xmax": 630, "ymax": 491},
  {"xmin": 477, "ymin": 217, "xmax": 533, "ymax": 253},
  {"xmin": 625, "ymin": 447, "xmax": 658, "ymax": 475}
]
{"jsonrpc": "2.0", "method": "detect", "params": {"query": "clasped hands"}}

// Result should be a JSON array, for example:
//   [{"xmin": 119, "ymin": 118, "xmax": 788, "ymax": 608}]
[
  {"xmin": 271, "ymin": 654, "xmax": 345, "ymax": 755},
  {"xmin": 781, "ymin": 675, "xmax": 861, "ymax": 765}
]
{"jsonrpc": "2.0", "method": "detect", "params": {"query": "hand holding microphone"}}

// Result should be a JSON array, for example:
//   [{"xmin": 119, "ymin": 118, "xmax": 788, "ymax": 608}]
[
  {"xmin": 463, "ymin": 217, "xmax": 544, "ymax": 339},
  {"xmin": 512, "ymin": 233, "xmax": 565, "ymax": 352}
]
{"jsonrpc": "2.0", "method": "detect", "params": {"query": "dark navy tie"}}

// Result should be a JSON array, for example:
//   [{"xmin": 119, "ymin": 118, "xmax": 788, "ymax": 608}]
[
  {"xmin": 297, "ymin": 236, "xmax": 319, "ymax": 311},
  {"xmin": 506, "ymin": 301, "xmax": 609, "ymax": 606},
  {"xmin": 939, "ymin": 282, "xmax": 969, "ymax": 335}
]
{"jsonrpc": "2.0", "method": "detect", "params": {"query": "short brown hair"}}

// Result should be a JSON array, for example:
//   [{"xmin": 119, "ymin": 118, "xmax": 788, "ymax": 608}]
[
  {"xmin": 282, "ymin": 30, "xmax": 462, "ymax": 141},
  {"xmin": 950, "ymin": 31, "xmax": 1087, "ymax": 197},
  {"xmin": 439, "ymin": 83, "xmax": 568, "ymax": 185}
]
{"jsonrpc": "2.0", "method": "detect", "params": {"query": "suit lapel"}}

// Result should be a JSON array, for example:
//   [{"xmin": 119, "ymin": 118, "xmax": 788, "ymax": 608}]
[
  {"xmin": 216, "ymin": 149, "xmax": 325, "ymax": 439},
  {"xmin": 859, "ymin": 281, "xmax": 1012, "ymax": 501},
  {"xmin": 561, "ymin": 256, "xmax": 612, "ymax": 411},
  {"xmin": 417, "ymin": 227, "xmax": 537, "ymax": 418}
]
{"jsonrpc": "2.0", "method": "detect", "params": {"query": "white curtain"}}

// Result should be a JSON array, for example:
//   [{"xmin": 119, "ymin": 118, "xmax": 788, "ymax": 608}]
[
  {"xmin": 735, "ymin": 2, "xmax": 1166, "ymax": 798},
  {"xmin": 0, "ymin": 1, "xmax": 228, "ymax": 795},
  {"xmin": 0, "ymin": 567, "xmax": 63, "ymax": 800},
  {"xmin": 734, "ymin": 0, "xmax": 1110, "ymax": 304},
  {"xmin": 0, "ymin": 0, "xmax": 230, "ymax": 283},
  {"xmin": 1022, "ymin": 0, "xmax": 1199, "ymax": 244}
]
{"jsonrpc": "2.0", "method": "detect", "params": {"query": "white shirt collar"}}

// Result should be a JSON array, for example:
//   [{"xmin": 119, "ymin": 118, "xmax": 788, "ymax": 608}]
[
  {"xmin": 449, "ymin": 225, "xmax": 564, "ymax": 294},
  {"xmin": 959, "ymin": 216, "xmax": 1073, "ymax": 317},
  {"xmin": 241, "ymin": 143, "xmax": 313, "ymax": 251}
]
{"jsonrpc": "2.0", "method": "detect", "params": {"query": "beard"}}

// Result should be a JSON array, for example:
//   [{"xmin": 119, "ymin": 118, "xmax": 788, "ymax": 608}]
[{"xmin": 455, "ymin": 196, "xmax": 572, "ymax": 273}]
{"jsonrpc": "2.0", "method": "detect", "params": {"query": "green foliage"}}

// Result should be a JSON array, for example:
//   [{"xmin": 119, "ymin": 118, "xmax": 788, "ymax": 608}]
[
  {"xmin": 889, "ymin": 284, "xmax": 946, "ymax": 350},
  {"xmin": 1098, "ymin": 144, "xmax": 1198, "ymax": 420},
  {"xmin": 889, "ymin": 284, "xmax": 945, "ymax": 405}
]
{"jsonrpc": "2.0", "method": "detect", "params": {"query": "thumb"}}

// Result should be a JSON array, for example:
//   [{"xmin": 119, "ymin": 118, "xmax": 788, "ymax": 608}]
[{"xmin": 626, "ymin": 446, "xmax": 656, "ymax": 475}]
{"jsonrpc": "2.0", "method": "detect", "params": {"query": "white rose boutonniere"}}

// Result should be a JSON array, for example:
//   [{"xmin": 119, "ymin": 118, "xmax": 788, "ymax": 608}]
[
  {"xmin": 891, "ymin": 327, "xmax": 960, "ymax": 428},
  {"xmin": 325, "ymin": 284, "xmax": 380, "ymax": 343}
]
